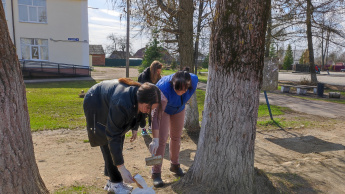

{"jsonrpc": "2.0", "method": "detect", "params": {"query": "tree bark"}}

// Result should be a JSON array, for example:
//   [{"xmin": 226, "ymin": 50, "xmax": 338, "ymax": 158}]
[
  {"xmin": 176, "ymin": 0, "xmax": 200, "ymax": 133},
  {"xmin": 306, "ymin": 0, "xmax": 318, "ymax": 84},
  {"xmin": 177, "ymin": 0, "xmax": 194, "ymax": 69},
  {"xmin": 0, "ymin": 5, "xmax": 49, "ymax": 194},
  {"xmin": 184, "ymin": 93, "xmax": 200, "ymax": 133},
  {"xmin": 173, "ymin": 0, "xmax": 270, "ymax": 193},
  {"xmin": 265, "ymin": 9, "xmax": 272, "ymax": 58}
]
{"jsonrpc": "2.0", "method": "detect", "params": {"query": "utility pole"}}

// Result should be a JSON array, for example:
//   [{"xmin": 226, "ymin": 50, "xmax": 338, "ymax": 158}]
[{"xmin": 126, "ymin": 0, "xmax": 130, "ymax": 77}]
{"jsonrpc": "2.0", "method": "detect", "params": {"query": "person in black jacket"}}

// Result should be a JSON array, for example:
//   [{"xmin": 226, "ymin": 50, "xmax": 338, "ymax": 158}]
[
  {"xmin": 138, "ymin": 61, "xmax": 163, "ymax": 135},
  {"xmin": 83, "ymin": 78, "xmax": 161, "ymax": 193}
]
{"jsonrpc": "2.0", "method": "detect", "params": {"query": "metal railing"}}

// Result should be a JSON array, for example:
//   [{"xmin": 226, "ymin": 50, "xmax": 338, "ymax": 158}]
[{"xmin": 20, "ymin": 60, "xmax": 91, "ymax": 77}]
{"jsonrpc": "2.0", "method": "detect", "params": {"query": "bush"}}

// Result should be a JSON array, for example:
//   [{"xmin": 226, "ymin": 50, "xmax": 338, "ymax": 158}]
[
  {"xmin": 139, "ymin": 38, "xmax": 163, "ymax": 73},
  {"xmin": 201, "ymin": 54, "xmax": 209, "ymax": 69}
]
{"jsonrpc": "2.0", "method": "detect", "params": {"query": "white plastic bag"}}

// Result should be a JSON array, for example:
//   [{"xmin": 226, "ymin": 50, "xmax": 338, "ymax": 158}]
[{"xmin": 131, "ymin": 174, "xmax": 155, "ymax": 194}]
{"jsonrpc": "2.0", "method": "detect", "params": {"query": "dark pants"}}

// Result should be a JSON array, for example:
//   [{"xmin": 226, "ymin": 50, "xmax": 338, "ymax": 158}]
[{"xmin": 100, "ymin": 136, "xmax": 125, "ymax": 183}]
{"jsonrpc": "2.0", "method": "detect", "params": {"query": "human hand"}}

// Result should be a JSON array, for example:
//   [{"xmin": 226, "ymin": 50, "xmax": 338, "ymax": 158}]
[
  {"xmin": 149, "ymin": 138, "xmax": 159, "ymax": 155},
  {"xmin": 117, "ymin": 164, "xmax": 134, "ymax": 183},
  {"xmin": 130, "ymin": 130, "xmax": 137, "ymax": 142}
]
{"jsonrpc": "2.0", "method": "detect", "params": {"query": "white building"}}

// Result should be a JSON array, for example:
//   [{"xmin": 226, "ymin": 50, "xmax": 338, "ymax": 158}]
[{"xmin": 2, "ymin": 0, "xmax": 89, "ymax": 68}]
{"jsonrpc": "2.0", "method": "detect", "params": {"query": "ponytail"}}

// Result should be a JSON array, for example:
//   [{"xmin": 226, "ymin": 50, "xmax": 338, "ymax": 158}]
[{"xmin": 118, "ymin": 78, "xmax": 141, "ymax": 87}]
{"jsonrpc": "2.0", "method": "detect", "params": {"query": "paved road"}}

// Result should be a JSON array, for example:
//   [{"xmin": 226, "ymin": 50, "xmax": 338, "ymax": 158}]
[{"xmin": 279, "ymin": 71, "xmax": 345, "ymax": 86}]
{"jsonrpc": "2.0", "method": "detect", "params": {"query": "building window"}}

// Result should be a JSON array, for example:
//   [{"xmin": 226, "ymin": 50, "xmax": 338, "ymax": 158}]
[
  {"xmin": 20, "ymin": 38, "xmax": 49, "ymax": 60},
  {"xmin": 1, "ymin": 0, "xmax": 6, "ymax": 18},
  {"xmin": 18, "ymin": 0, "xmax": 47, "ymax": 23}
]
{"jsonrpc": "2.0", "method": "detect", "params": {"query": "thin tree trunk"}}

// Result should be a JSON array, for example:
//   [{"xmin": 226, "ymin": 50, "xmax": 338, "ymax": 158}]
[
  {"xmin": 173, "ymin": 0, "xmax": 270, "ymax": 193},
  {"xmin": 184, "ymin": 0, "xmax": 204, "ymax": 133},
  {"xmin": 265, "ymin": 9, "xmax": 272, "ymax": 58},
  {"xmin": 0, "ymin": 5, "xmax": 49, "ymax": 193},
  {"xmin": 193, "ymin": 0, "xmax": 204, "ymax": 74},
  {"xmin": 177, "ymin": 0, "xmax": 199, "ymax": 132},
  {"xmin": 306, "ymin": 0, "xmax": 318, "ymax": 84}
]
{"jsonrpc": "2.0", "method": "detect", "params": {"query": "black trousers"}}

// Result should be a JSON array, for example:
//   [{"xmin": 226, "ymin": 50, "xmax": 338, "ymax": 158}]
[{"xmin": 100, "ymin": 136, "xmax": 125, "ymax": 183}]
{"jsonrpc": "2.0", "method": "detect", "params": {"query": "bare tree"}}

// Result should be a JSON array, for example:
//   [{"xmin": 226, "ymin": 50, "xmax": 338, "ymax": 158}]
[
  {"xmin": 106, "ymin": 34, "xmax": 132, "ymax": 57},
  {"xmin": 0, "ymin": 5, "xmax": 49, "ymax": 194},
  {"xmin": 173, "ymin": 0, "xmax": 271, "ymax": 193},
  {"xmin": 132, "ymin": 0, "xmax": 202, "ymax": 132},
  {"xmin": 271, "ymin": 0, "xmax": 345, "ymax": 82}
]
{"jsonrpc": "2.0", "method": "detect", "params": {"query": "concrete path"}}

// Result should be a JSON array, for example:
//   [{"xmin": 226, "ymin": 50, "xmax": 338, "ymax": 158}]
[
  {"xmin": 259, "ymin": 92, "xmax": 345, "ymax": 119},
  {"xmin": 197, "ymin": 82, "xmax": 344, "ymax": 119},
  {"xmin": 279, "ymin": 71, "xmax": 345, "ymax": 86}
]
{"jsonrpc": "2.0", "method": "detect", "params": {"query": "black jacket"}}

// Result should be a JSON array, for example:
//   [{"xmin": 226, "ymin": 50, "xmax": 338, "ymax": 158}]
[
  {"xmin": 138, "ymin": 67, "xmax": 152, "ymax": 83},
  {"xmin": 83, "ymin": 79, "xmax": 144, "ymax": 165}
]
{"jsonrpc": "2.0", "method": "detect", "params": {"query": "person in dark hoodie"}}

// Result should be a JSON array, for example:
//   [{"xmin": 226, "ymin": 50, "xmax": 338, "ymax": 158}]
[
  {"xmin": 83, "ymin": 78, "xmax": 161, "ymax": 194},
  {"xmin": 138, "ymin": 60, "xmax": 163, "ymax": 135}
]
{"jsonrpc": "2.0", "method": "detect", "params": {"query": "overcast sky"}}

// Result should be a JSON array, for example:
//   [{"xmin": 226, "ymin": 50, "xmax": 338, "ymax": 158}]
[{"xmin": 88, "ymin": 0, "xmax": 149, "ymax": 55}]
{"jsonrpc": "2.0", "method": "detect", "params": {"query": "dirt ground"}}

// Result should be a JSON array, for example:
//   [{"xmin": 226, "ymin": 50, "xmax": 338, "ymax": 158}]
[
  {"xmin": 32, "ymin": 68, "xmax": 345, "ymax": 193},
  {"xmin": 32, "ymin": 111, "xmax": 345, "ymax": 194}
]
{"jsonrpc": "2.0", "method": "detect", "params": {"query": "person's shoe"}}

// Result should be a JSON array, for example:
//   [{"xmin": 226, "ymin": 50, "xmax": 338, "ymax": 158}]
[
  {"xmin": 170, "ymin": 164, "xmax": 185, "ymax": 177},
  {"xmin": 120, "ymin": 182, "xmax": 133, "ymax": 191},
  {"xmin": 152, "ymin": 173, "xmax": 164, "ymax": 188},
  {"xmin": 147, "ymin": 126, "xmax": 152, "ymax": 134},
  {"xmin": 103, "ymin": 180, "xmax": 111, "ymax": 191},
  {"xmin": 107, "ymin": 182, "xmax": 131, "ymax": 194},
  {"xmin": 141, "ymin": 128, "xmax": 148, "ymax": 136}
]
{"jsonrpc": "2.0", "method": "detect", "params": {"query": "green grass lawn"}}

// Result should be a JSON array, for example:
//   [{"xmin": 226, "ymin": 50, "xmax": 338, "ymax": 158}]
[
  {"xmin": 25, "ymin": 81, "xmax": 97, "ymax": 131},
  {"xmin": 26, "ymin": 80, "xmax": 289, "ymax": 132}
]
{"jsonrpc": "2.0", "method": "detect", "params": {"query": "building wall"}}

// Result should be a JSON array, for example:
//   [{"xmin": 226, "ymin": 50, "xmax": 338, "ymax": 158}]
[
  {"xmin": 92, "ymin": 54, "xmax": 105, "ymax": 66},
  {"xmin": 5, "ymin": 0, "xmax": 89, "ymax": 66}
]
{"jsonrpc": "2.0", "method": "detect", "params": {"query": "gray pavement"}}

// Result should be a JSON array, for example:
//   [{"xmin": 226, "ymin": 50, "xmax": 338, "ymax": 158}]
[
  {"xmin": 279, "ymin": 71, "xmax": 345, "ymax": 86},
  {"xmin": 260, "ymin": 92, "xmax": 345, "ymax": 118}
]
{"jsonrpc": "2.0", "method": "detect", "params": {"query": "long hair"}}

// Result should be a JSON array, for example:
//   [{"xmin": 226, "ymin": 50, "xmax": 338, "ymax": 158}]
[
  {"xmin": 119, "ymin": 78, "xmax": 141, "ymax": 86},
  {"xmin": 150, "ymin": 60, "xmax": 163, "ymax": 84},
  {"xmin": 169, "ymin": 67, "xmax": 192, "ymax": 91}
]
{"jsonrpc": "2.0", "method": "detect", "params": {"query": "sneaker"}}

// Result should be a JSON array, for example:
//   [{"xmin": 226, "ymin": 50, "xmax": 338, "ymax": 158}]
[
  {"xmin": 103, "ymin": 180, "xmax": 111, "ymax": 191},
  {"xmin": 121, "ymin": 182, "xmax": 133, "ymax": 191},
  {"xmin": 107, "ymin": 182, "xmax": 131, "ymax": 194},
  {"xmin": 147, "ymin": 126, "xmax": 152, "ymax": 134},
  {"xmin": 141, "ymin": 128, "xmax": 148, "ymax": 136}
]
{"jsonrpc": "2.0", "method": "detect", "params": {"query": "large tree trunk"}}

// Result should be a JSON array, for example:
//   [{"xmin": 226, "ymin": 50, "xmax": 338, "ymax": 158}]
[
  {"xmin": 0, "ymin": 5, "xmax": 49, "ymax": 194},
  {"xmin": 177, "ymin": 0, "xmax": 200, "ymax": 133},
  {"xmin": 173, "ymin": 0, "xmax": 270, "ymax": 193},
  {"xmin": 306, "ymin": 0, "xmax": 318, "ymax": 84}
]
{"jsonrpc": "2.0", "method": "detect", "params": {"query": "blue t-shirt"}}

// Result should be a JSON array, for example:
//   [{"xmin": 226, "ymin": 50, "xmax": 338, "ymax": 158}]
[{"xmin": 156, "ymin": 73, "xmax": 198, "ymax": 115}]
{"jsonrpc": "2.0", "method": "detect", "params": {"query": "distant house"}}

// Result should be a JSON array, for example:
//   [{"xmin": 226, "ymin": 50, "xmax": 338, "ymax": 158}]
[
  {"xmin": 109, "ymin": 51, "xmax": 131, "ymax": 59},
  {"xmin": 133, "ymin": 47, "xmax": 175, "ymax": 64},
  {"xmin": 133, "ymin": 48, "xmax": 145, "ymax": 58},
  {"xmin": 3, "ymin": 0, "xmax": 90, "ymax": 77},
  {"xmin": 89, "ymin": 45, "xmax": 105, "ymax": 66},
  {"xmin": 3, "ymin": 0, "xmax": 89, "ymax": 66}
]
